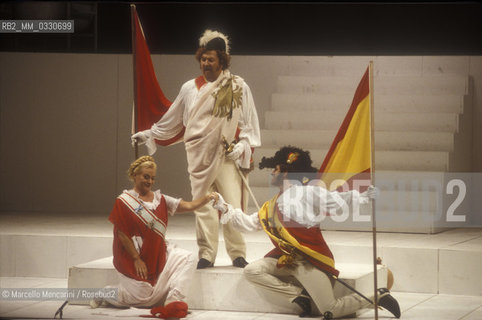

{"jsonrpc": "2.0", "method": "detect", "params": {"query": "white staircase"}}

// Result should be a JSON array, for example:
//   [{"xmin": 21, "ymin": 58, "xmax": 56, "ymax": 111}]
[
  {"xmin": 248, "ymin": 58, "xmax": 473, "ymax": 233},
  {"xmin": 68, "ymin": 255, "xmax": 387, "ymax": 315}
]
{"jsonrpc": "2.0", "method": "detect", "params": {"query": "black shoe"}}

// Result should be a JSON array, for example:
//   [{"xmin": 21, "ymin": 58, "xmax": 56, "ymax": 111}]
[
  {"xmin": 292, "ymin": 296, "xmax": 312, "ymax": 318},
  {"xmin": 196, "ymin": 258, "xmax": 214, "ymax": 269},
  {"xmin": 322, "ymin": 311, "xmax": 333, "ymax": 320},
  {"xmin": 232, "ymin": 257, "xmax": 248, "ymax": 268},
  {"xmin": 378, "ymin": 288, "xmax": 401, "ymax": 318}
]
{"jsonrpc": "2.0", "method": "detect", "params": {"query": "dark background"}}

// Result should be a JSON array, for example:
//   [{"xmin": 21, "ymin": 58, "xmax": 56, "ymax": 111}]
[{"xmin": 1, "ymin": 1, "xmax": 481, "ymax": 55}]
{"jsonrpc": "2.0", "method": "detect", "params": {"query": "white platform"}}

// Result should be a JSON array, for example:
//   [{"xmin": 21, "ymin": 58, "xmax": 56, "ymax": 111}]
[
  {"xmin": 1, "ymin": 212, "xmax": 482, "ymax": 296},
  {"xmin": 68, "ymin": 257, "xmax": 386, "ymax": 314},
  {"xmin": 2, "ymin": 277, "xmax": 482, "ymax": 320}
]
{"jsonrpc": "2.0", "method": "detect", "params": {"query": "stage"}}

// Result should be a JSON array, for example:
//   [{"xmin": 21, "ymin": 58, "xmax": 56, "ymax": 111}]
[{"xmin": 1, "ymin": 211, "xmax": 481, "ymax": 319}]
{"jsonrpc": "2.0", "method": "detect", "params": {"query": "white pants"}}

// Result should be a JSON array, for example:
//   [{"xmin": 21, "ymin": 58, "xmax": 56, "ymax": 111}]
[
  {"xmin": 107, "ymin": 243, "xmax": 196, "ymax": 308},
  {"xmin": 195, "ymin": 159, "xmax": 247, "ymax": 262},
  {"xmin": 244, "ymin": 257, "xmax": 371, "ymax": 318}
]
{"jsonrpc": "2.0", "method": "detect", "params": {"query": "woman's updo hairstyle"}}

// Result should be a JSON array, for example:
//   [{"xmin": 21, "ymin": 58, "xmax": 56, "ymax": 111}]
[{"xmin": 127, "ymin": 156, "xmax": 157, "ymax": 181}]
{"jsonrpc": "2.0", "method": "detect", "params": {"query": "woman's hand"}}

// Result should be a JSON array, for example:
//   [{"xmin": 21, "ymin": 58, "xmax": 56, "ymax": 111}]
[
  {"xmin": 212, "ymin": 193, "xmax": 229, "ymax": 215},
  {"xmin": 134, "ymin": 257, "xmax": 148, "ymax": 280},
  {"xmin": 176, "ymin": 192, "xmax": 221, "ymax": 213},
  {"xmin": 208, "ymin": 192, "xmax": 220, "ymax": 204}
]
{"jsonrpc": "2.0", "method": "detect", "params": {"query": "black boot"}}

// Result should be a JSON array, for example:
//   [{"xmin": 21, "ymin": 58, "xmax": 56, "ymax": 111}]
[
  {"xmin": 292, "ymin": 295, "xmax": 312, "ymax": 318},
  {"xmin": 322, "ymin": 311, "xmax": 333, "ymax": 320},
  {"xmin": 232, "ymin": 257, "xmax": 248, "ymax": 268},
  {"xmin": 378, "ymin": 288, "xmax": 401, "ymax": 318},
  {"xmin": 196, "ymin": 258, "xmax": 214, "ymax": 269}
]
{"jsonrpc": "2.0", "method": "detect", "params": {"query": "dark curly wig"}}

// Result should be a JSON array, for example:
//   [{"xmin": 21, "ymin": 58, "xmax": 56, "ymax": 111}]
[{"xmin": 259, "ymin": 146, "xmax": 318, "ymax": 184}]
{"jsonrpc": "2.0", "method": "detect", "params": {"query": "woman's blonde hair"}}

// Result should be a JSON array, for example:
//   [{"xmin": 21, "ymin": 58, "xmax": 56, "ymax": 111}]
[{"xmin": 127, "ymin": 156, "xmax": 157, "ymax": 181}]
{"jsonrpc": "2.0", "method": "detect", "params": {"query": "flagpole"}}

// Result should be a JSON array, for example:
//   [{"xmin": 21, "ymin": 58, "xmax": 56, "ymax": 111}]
[
  {"xmin": 131, "ymin": 4, "xmax": 139, "ymax": 160},
  {"xmin": 369, "ymin": 61, "xmax": 379, "ymax": 320}
]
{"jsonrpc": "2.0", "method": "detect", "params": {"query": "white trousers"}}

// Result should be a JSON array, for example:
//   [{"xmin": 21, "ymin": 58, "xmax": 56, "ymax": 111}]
[
  {"xmin": 195, "ymin": 159, "xmax": 247, "ymax": 262},
  {"xmin": 107, "ymin": 243, "xmax": 196, "ymax": 308},
  {"xmin": 244, "ymin": 257, "xmax": 371, "ymax": 318}
]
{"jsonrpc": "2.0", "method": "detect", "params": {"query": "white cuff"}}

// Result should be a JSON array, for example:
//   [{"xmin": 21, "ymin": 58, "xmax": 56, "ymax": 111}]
[
  {"xmin": 236, "ymin": 139, "xmax": 252, "ymax": 169},
  {"xmin": 146, "ymin": 137, "xmax": 157, "ymax": 155},
  {"xmin": 219, "ymin": 204, "xmax": 235, "ymax": 224}
]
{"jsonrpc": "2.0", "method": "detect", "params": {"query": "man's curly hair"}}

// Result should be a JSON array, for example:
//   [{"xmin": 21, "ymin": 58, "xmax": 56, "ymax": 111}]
[{"xmin": 259, "ymin": 146, "xmax": 318, "ymax": 184}]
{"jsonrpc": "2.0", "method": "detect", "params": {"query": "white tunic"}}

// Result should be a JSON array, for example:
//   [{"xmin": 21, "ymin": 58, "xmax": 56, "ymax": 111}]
[
  {"xmin": 148, "ymin": 71, "xmax": 261, "ymax": 169},
  {"xmin": 124, "ymin": 189, "xmax": 180, "ymax": 215}
]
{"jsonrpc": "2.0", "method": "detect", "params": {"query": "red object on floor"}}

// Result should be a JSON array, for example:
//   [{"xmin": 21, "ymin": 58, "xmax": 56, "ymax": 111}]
[{"xmin": 148, "ymin": 301, "xmax": 189, "ymax": 319}]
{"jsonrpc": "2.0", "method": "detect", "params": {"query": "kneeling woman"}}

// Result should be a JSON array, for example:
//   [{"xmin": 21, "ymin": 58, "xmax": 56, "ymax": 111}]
[{"xmin": 97, "ymin": 156, "xmax": 218, "ymax": 318}]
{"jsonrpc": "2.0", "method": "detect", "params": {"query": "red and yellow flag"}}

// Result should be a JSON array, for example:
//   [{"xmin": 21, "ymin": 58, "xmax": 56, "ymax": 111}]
[
  {"xmin": 318, "ymin": 67, "xmax": 372, "ymax": 191},
  {"xmin": 131, "ymin": 5, "xmax": 184, "ymax": 146}
]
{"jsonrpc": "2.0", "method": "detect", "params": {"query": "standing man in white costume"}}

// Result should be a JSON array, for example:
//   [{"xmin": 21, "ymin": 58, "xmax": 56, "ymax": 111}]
[{"xmin": 132, "ymin": 29, "xmax": 261, "ymax": 269}]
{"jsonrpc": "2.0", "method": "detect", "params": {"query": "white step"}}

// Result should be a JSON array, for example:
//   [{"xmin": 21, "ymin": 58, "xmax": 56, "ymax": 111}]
[
  {"xmin": 277, "ymin": 76, "xmax": 468, "ymax": 96},
  {"xmin": 375, "ymin": 150, "xmax": 449, "ymax": 171},
  {"xmin": 261, "ymin": 129, "xmax": 336, "ymax": 149},
  {"xmin": 68, "ymin": 257, "xmax": 387, "ymax": 314},
  {"xmin": 260, "ymin": 129, "xmax": 454, "ymax": 152},
  {"xmin": 279, "ymin": 56, "xmax": 473, "ymax": 78},
  {"xmin": 271, "ymin": 93, "xmax": 464, "ymax": 114},
  {"xmin": 280, "ymin": 56, "xmax": 374, "ymax": 77},
  {"xmin": 253, "ymin": 147, "xmax": 450, "ymax": 171},
  {"xmin": 265, "ymin": 111, "xmax": 458, "ymax": 133}
]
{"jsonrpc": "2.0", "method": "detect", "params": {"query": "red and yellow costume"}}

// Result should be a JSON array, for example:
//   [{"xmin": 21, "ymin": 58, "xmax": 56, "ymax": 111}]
[
  {"xmin": 259, "ymin": 194, "xmax": 339, "ymax": 277},
  {"xmin": 219, "ymin": 185, "xmax": 373, "ymax": 318}
]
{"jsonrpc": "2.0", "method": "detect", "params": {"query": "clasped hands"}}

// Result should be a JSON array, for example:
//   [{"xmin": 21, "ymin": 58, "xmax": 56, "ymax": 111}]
[{"xmin": 209, "ymin": 192, "xmax": 229, "ymax": 215}]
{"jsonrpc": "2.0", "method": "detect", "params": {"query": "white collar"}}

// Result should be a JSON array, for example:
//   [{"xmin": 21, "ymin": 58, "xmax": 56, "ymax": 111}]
[{"xmin": 124, "ymin": 189, "xmax": 162, "ymax": 210}]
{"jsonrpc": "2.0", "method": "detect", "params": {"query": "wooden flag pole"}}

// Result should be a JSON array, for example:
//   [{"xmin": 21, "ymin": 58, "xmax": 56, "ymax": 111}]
[
  {"xmin": 131, "ymin": 4, "xmax": 139, "ymax": 160},
  {"xmin": 369, "ymin": 61, "xmax": 379, "ymax": 320}
]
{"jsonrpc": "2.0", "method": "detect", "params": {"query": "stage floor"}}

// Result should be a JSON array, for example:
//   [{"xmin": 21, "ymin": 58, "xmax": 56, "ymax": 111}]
[
  {"xmin": 1, "ymin": 277, "xmax": 482, "ymax": 320},
  {"xmin": 1, "ymin": 212, "xmax": 482, "ymax": 319}
]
